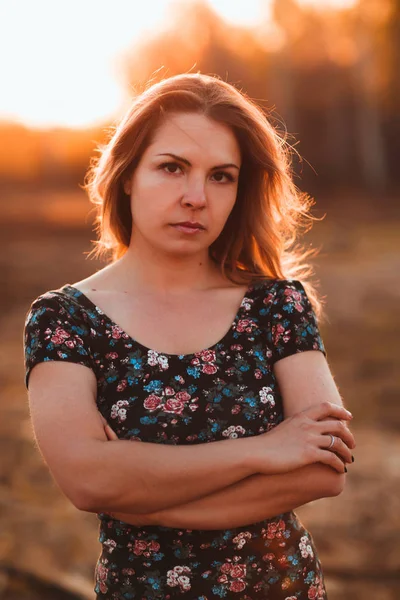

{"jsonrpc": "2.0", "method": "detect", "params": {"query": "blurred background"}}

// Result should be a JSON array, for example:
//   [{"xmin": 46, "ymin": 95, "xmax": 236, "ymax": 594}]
[{"xmin": 1, "ymin": 0, "xmax": 399, "ymax": 598}]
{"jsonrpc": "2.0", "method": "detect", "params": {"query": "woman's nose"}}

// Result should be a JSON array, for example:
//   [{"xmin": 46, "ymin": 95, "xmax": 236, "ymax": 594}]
[{"xmin": 181, "ymin": 183, "xmax": 207, "ymax": 208}]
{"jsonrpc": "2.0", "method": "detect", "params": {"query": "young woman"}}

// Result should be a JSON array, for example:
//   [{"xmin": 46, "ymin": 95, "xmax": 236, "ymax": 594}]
[{"xmin": 24, "ymin": 73, "xmax": 355, "ymax": 599}]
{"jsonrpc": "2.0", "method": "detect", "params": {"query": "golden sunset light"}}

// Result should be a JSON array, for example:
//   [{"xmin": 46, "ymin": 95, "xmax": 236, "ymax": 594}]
[
  {"xmin": 2, "ymin": 0, "xmax": 398, "ymax": 597},
  {"xmin": 0, "ymin": 0, "xmax": 356, "ymax": 130}
]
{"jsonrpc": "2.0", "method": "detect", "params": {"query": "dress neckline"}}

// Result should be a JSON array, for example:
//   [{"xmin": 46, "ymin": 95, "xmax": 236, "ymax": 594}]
[{"xmin": 59, "ymin": 280, "xmax": 273, "ymax": 360}]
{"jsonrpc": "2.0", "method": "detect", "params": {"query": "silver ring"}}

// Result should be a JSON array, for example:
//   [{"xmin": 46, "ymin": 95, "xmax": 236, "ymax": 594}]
[{"xmin": 327, "ymin": 434, "xmax": 335, "ymax": 450}]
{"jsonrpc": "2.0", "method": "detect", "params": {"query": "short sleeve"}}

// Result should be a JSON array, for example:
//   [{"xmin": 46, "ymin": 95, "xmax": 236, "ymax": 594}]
[
  {"xmin": 23, "ymin": 292, "xmax": 95, "ymax": 390},
  {"xmin": 268, "ymin": 279, "xmax": 327, "ymax": 364}
]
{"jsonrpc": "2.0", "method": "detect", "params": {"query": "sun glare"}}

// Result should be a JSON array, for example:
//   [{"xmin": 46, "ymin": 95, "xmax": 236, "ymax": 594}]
[
  {"xmin": 299, "ymin": 0, "xmax": 356, "ymax": 7},
  {"xmin": 0, "ymin": 0, "xmax": 356, "ymax": 130},
  {"xmin": 0, "ymin": 0, "xmax": 173, "ymax": 129}
]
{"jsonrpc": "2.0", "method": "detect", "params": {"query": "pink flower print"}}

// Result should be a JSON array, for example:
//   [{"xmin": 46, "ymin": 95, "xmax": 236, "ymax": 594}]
[
  {"xmin": 95, "ymin": 560, "xmax": 109, "ymax": 594},
  {"xmin": 106, "ymin": 352, "xmax": 118, "ymax": 360},
  {"xmin": 143, "ymin": 394, "xmax": 162, "ymax": 412},
  {"xmin": 284, "ymin": 289, "xmax": 305, "ymax": 312},
  {"xmin": 236, "ymin": 319, "xmax": 256, "ymax": 333},
  {"xmin": 230, "ymin": 344, "xmax": 243, "ymax": 351},
  {"xmin": 164, "ymin": 398, "xmax": 185, "ymax": 415},
  {"xmin": 191, "ymin": 357, "xmax": 200, "ymax": 366},
  {"xmin": 132, "ymin": 540, "xmax": 148, "ymax": 556},
  {"xmin": 230, "ymin": 564, "xmax": 246, "ymax": 579},
  {"xmin": 218, "ymin": 574, "xmax": 229, "ymax": 583},
  {"xmin": 229, "ymin": 580, "xmax": 246, "ymax": 592},
  {"xmin": 202, "ymin": 363, "xmax": 218, "ymax": 375},
  {"xmin": 111, "ymin": 325, "xmax": 123, "ymax": 339},
  {"xmin": 110, "ymin": 399, "xmax": 129, "ymax": 422},
  {"xmin": 254, "ymin": 369, "xmax": 262, "ymax": 379},
  {"xmin": 149, "ymin": 540, "xmax": 160, "ymax": 552},
  {"xmin": 265, "ymin": 519, "xmax": 286, "ymax": 540},
  {"xmin": 308, "ymin": 586, "xmax": 317, "ymax": 599},
  {"xmin": 272, "ymin": 322, "xmax": 287, "ymax": 345},
  {"xmin": 231, "ymin": 404, "xmax": 241, "ymax": 415},
  {"xmin": 175, "ymin": 391, "xmax": 190, "ymax": 402},
  {"xmin": 263, "ymin": 293, "xmax": 274, "ymax": 305},
  {"xmin": 220, "ymin": 562, "xmax": 233, "ymax": 575},
  {"xmin": 262, "ymin": 553, "xmax": 275, "ymax": 561},
  {"xmin": 165, "ymin": 386, "xmax": 175, "ymax": 396},
  {"xmin": 189, "ymin": 404, "xmax": 199, "ymax": 412},
  {"xmin": 285, "ymin": 597, "xmax": 297, "ymax": 600},
  {"xmin": 197, "ymin": 349, "xmax": 216, "ymax": 363},
  {"xmin": 64, "ymin": 339, "xmax": 76, "ymax": 349},
  {"xmin": 49, "ymin": 326, "xmax": 70, "ymax": 345},
  {"xmin": 116, "ymin": 379, "xmax": 127, "ymax": 392}
]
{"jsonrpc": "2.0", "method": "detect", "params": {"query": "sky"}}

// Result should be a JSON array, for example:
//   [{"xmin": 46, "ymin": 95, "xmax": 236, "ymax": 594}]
[{"xmin": 0, "ymin": 0, "xmax": 356, "ymax": 130}]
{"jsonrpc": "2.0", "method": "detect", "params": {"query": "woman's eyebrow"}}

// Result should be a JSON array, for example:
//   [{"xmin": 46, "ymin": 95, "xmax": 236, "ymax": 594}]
[{"xmin": 156, "ymin": 152, "xmax": 240, "ymax": 171}]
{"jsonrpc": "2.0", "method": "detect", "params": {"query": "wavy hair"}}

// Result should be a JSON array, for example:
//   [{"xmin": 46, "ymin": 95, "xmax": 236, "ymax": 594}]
[{"xmin": 83, "ymin": 73, "xmax": 326, "ymax": 320}]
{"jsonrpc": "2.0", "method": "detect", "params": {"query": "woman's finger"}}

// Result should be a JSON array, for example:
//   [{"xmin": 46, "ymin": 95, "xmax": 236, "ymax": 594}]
[
  {"xmin": 304, "ymin": 402, "xmax": 353, "ymax": 423},
  {"xmin": 104, "ymin": 423, "xmax": 119, "ymax": 441},
  {"xmin": 317, "ymin": 449, "xmax": 348, "ymax": 473},
  {"xmin": 317, "ymin": 419, "xmax": 356, "ymax": 449},
  {"xmin": 319, "ymin": 434, "xmax": 352, "ymax": 464}
]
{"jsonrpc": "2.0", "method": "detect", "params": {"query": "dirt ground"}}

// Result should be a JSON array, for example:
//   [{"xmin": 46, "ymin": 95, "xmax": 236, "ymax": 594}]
[{"xmin": 1, "ymin": 189, "xmax": 399, "ymax": 599}]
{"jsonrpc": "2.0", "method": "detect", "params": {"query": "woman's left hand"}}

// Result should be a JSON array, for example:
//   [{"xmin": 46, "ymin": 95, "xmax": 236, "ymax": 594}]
[{"xmin": 100, "ymin": 415, "xmax": 159, "ymax": 527}]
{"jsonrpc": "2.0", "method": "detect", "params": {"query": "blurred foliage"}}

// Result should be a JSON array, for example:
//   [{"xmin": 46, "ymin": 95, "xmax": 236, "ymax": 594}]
[{"xmin": 1, "ymin": 0, "xmax": 398, "ymax": 200}]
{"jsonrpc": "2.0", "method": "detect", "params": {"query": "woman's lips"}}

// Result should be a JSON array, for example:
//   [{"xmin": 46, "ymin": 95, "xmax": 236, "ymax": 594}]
[{"xmin": 171, "ymin": 224, "xmax": 205, "ymax": 234}]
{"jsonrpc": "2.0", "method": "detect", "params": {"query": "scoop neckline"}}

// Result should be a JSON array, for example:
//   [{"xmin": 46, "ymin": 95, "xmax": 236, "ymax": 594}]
[{"xmin": 59, "ymin": 280, "xmax": 273, "ymax": 360}]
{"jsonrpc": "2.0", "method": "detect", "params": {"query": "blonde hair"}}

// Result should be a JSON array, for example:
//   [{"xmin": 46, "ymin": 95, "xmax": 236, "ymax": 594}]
[{"xmin": 83, "ymin": 73, "xmax": 326, "ymax": 320}]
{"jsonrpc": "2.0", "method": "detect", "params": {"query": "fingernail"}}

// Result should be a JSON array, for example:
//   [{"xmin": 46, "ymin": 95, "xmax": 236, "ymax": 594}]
[
  {"xmin": 351, "ymin": 455, "xmax": 355, "ymax": 463},
  {"xmin": 344, "ymin": 467, "xmax": 348, "ymax": 473}
]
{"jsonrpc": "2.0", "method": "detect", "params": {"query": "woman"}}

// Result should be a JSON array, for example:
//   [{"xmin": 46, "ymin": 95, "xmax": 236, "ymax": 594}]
[{"xmin": 24, "ymin": 73, "xmax": 355, "ymax": 599}]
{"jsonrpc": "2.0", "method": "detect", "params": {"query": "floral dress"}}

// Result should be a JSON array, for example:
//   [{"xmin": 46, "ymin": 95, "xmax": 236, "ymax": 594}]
[{"xmin": 23, "ymin": 277, "xmax": 328, "ymax": 600}]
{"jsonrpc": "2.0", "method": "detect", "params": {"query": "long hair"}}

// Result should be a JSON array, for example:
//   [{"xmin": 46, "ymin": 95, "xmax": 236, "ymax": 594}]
[{"xmin": 83, "ymin": 73, "xmax": 326, "ymax": 320}]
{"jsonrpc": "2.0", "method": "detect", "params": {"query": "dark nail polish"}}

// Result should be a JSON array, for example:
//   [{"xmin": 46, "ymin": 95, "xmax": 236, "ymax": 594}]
[{"xmin": 351, "ymin": 455, "xmax": 355, "ymax": 463}]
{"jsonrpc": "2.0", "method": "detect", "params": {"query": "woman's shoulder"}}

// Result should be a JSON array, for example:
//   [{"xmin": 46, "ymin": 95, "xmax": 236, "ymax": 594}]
[
  {"xmin": 25, "ymin": 282, "xmax": 95, "ymax": 333},
  {"xmin": 248, "ymin": 276, "xmax": 304, "ymax": 295}
]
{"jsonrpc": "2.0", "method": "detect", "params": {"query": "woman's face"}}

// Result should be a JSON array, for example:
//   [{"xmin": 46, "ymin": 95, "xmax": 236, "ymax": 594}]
[{"xmin": 123, "ymin": 112, "xmax": 241, "ymax": 257}]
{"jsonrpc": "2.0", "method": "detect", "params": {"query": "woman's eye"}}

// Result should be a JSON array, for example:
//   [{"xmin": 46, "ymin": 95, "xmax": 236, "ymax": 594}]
[
  {"xmin": 159, "ymin": 162, "xmax": 235, "ymax": 183},
  {"xmin": 212, "ymin": 172, "xmax": 235, "ymax": 183},
  {"xmin": 160, "ymin": 162, "xmax": 182, "ymax": 175}
]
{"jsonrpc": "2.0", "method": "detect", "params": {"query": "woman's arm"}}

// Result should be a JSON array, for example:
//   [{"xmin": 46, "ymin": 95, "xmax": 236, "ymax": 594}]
[{"xmin": 106, "ymin": 463, "xmax": 344, "ymax": 529}]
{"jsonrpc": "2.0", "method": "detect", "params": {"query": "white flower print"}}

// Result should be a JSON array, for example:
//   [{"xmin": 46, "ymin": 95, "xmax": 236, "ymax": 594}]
[
  {"xmin": 222, "ymin": 425, "xmax": 246, "ymax": 438},
  {"xmin": 166, "ymin": 565, "xmax": 192, "ymax": 591},
  {"xmin": 103, "ymin": 538, "xmax": 117, "ymax": 554},
  {"xmin": 259, "ymin": 386, "xmax": 275, "ymax": 407},
  {"xmin": 299, "ymin": 535, "xmax": 314, "ymax": 559},
  {"xmin": 147, "ymin": 349, "xmax": 169, "ymax": 370},
  {"xmin": 110, "ymin": 399, "xmax": 129, "ymax": 422}
]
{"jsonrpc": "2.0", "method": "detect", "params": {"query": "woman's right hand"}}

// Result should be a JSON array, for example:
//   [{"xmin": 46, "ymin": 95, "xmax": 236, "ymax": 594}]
[{"xmin": 253, "ymin": 402, "xmax": 355, "ymax": 475}]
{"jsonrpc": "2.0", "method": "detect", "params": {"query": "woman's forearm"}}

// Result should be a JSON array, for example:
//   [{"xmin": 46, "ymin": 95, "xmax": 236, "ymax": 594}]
[{"xmin": 108, "ymin": 463, "xmax": 345, "ymax": 530}]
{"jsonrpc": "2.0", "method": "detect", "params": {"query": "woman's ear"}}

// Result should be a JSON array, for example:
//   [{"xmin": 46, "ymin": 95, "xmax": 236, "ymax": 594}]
[{"xmin": 123, "ymin": 178, "xmax": 131, "ymax": 196}]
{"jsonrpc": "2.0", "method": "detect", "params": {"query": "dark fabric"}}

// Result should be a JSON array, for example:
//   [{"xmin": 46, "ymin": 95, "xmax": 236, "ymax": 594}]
[{"xmin": 24, "ymin": 278, "xmax": 327, "ymax": 599}]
